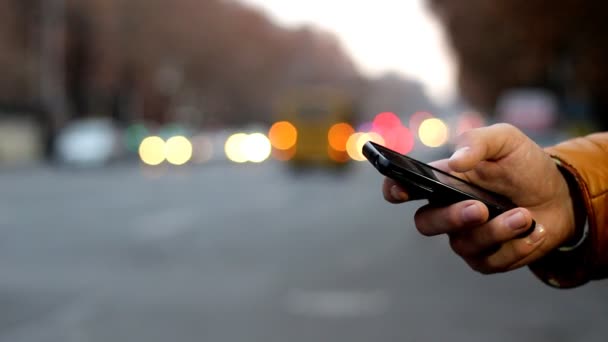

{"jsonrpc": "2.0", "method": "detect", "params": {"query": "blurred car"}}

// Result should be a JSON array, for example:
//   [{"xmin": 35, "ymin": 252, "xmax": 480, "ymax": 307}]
[
  {"xmin": 55, "ymin": 118, "xmax": 119, "ymax": 167},
  {"xmin": 495, "ymin": 88, "xmax": 574, "ymax": 145},
  {"xmin": 273, "ymin": 86, "xmax": 358, "ymax": 170},
  {"xmin": 0, "ymin": 116, "xmax": 43, "ymax": 167}
]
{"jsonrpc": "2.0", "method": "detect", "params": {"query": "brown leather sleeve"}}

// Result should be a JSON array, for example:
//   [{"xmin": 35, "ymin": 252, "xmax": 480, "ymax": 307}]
[{"xmin": 529, "ymin": 132, "xmax": 608, "ymax": 288}]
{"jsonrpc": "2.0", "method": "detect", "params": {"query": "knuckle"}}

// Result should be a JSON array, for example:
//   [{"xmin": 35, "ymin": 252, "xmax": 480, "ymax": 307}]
[
  {"xmin": 456, "ymin": 129, "xmax": 475, "ymax": 144},
  {"xmin": 493, "ymin": 123, "xmax": 525, "ymax": 142},
  {"xmin": 493, "ymin": 122, "xmax": 517, "ymax": 133},
  {"xmin": 467, "ymin": 259, "xmax": 494, "ymax": 275},
  {"xmin": 449, "ymin": 235, "xmax": 463, "ymax": 254},
  {"xmin": 382, "ymin": 190, "xmax": 394, "ymax": 203},
  {"xmin": 449, "ymin": 235, "xmax": 471, "ymax": 257},
  {"xmin": 413, "ymin": 211, "xmax": 435, "ymax": 237},
  {"xmin": 467, "ymin": 256, "xmax": 511, "ymax": 274},
  {"xmin": 415, "ymin": 223, "xmax": 434, "ymax": 237},
  {"xmin": 484, "ymin": 259, "xmax": 510, "ymax": 274},
  {"xmin": 477, "ymin": 268, "xmax": 494, "ymax": 275},
  {"xmin": 492, "ymin": 122, "xmax": 512, "ymax": 129}
]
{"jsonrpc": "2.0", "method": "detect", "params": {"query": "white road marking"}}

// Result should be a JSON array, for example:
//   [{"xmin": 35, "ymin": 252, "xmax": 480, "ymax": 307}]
[{"xmin": 284, "ymin": 288, "xmax": 390, "ymax": 318}]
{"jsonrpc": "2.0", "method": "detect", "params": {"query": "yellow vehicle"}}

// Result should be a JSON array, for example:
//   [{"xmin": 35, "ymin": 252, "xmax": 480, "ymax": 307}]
[{"xmin": 270, "ymin": 86, "xmax": 358, "ymax": 169}]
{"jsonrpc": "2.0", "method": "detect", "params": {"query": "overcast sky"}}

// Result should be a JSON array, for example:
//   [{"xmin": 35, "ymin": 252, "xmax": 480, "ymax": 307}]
[{"xmin": 239, "ymin": 0, "xmax": 457, "ymax": 104}]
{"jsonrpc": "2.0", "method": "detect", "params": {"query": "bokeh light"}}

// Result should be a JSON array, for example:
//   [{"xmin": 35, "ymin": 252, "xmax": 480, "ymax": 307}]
[
  {"xmin": 456, "ymin": 111, "xmax": 486, "ymax": 136},
  {"xmin": 165, "ymin": 136, "xmax": 193, "ymax": 165},
  {"xmin": 418, "ymin": 118, "xmax": 449, "ymax": 147},
  {"xmin": 409, "ymin": 111, "xmax": 434, "ymax": 137},
  {"xmin": 364, "ymin": 132, "xmax": 385, "ymax": 147},
  {"xmin": 385, "ymin": 126, "xmax": 415, "ymax": 154},
  {"xmin": 346, "ymin": 132, "xmax": 385, "ymax": 161},
  {"xmin": 268, "ymin": 121, "xmax": 297, "ymax": 150},
  {"xmin": 346, "ymin": 133, "xmax": 365, "ymax": 161},
  {"xmin": 225, "ymin": 133, "xmax": 249, "ymax": 163},
  {"xmin": 272, "ymin": 146, "xmax": 296, "ymax": 161},
  {"xmin": 139, "ymin": 136, "xmax": 166, "ymax": 166},
  {"xmin": 371, "ymin": 112, "xmax": 412, "ymax": 153},
  {"xmin": 243, "ymin": 133, "xmax": 272, "ymax": 163},
  {"xmin": 328, "ymin": 146, "xmax": 350, "ymax": 163},
  {"xmin": 328, "ymin": 122, "xmax": 355, "ymax": 152},
  {"xmin": 372, "ymin": 112, "xmax": 402, "ymax": 135}
]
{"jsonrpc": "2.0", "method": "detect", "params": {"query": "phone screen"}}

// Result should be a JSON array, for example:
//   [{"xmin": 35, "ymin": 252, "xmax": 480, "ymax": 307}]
[{"xmin": 373, "ymin": 143, "xmax": 511, "ymax": 206}]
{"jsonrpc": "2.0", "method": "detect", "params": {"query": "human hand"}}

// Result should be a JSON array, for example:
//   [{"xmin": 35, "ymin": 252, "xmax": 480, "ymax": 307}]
[{"xmin": 383, "ymin": 124, "xmax": 577, "ymax": 273}]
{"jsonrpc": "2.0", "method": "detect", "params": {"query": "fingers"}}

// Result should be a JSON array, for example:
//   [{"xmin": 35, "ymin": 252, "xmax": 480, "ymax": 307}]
[
  {"xmin": 427, "ymin": 158, "xmax": 452, "ymax": 172},
  {"xmin": 448, "ymin": 123, "xmax": 526, "ymax": 173},
  {"xmin": 415, "ymin": 202, "xmax": 547, "ymax": 273},
  {"xmin": 382, "ymin": 178, "xmax": 409, "ymax": 203},
  {"xmin": 382, "ymin": 159, "xmax": 454, "ymax": 204},
  {"xmin": 448, "ymin": 209, "xmax": 535, "ymax": 256},
  {"xmin": 414, "ymin": 200, "xmax": 489, "ymax": 236},
  {"xmin": 446, "ymin": 208, "xmax": 548, "ymax": 274},
  {"xmin": 465, "ymin": 224, "xmax": 547, "ymax": 274}
]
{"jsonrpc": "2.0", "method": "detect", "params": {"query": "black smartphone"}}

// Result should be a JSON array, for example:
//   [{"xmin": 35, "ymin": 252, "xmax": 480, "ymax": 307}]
[{"xmin": 363, "ymin": 141, "xmax": 533, "ymax": 225}]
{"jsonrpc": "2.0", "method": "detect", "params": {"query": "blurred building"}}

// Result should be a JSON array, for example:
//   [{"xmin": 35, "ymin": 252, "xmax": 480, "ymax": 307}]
[
  {"xmin": 0, "ymin": 0, "xmax": 365, "ymax": 160},
  {"xmin": 362, "ymin": 73, "xmax": 440, "ymax": 122}
]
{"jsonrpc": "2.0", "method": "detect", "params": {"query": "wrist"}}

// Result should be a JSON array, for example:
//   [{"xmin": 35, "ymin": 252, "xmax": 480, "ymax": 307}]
[
  {"xmin": 528, "ymin": 155, "xmax": 593, "ymax": 289},
  {"xmin": 553, "ymin": 158, "xmax": 588, "ymax": 251}
]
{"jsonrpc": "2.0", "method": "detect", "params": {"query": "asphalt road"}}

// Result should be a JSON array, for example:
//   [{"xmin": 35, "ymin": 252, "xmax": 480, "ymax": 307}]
[{"xmin": 0, "ymin": 159, "xmax": 606, "ymax": 341}]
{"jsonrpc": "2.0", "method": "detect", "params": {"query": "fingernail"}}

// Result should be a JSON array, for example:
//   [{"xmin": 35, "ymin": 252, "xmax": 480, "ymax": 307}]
[
  {"xmin": 390, "ymin": 185, "xmax": 408, "ymax": 201},
  {"xmin": 525, "ymin": 224, "xmax": 546, "ymax": 245},
  {"xmin": 450, "ymin": 146, "xmax": 470, "ymax": 162},
  {"xmin": 506, "ymin": 211, "xmax": 527, "ymax": 230},
  {"xmin": 462, "ymin": 203, "xmax": 483, "ymax": 223}
]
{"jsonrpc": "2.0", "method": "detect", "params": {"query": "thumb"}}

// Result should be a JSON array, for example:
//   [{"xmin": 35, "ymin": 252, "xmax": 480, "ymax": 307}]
[{"xmin": 448, "ymin": 123, "xmax": 526, "ymax": 173}]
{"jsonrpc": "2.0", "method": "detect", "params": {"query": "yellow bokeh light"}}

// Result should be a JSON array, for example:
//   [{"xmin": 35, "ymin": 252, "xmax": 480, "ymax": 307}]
[
  {"xmin": 139, "ymin": 136, "xmax": 166, "ymax": 166},
  {"xmin": 243, "ymin": 133, "xmax": 272, "ymax": 163},
  {"xmin": 225, "ymin": 133, "xmax": 249, "ymax": 163},
  {"xmin": 346, "ymin": 132, "xmax": 385, "ymax": 161},
  {"xmin": 328, "ymin": 122, "xmax": 355, "ymax": 152},
  {"xmin": 418, "ymin": 118, "xmax": 449, "ymax": 147},
  {"xmin": 268, "ymin": 121, "xmax": 297, "ymax": 150},
  {"xmin": 165, "ymin": 136, "xmax": 193, "ymax": 165},
  {"xmin": 346, "ymin": 132, "xmax": 365, "ymax": 161}
]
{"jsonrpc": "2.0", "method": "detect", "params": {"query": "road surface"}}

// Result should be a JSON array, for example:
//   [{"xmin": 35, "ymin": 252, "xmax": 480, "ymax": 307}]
[{"xmin": 0, "ymin": 159, "xmax": 606, "ymax": 341}]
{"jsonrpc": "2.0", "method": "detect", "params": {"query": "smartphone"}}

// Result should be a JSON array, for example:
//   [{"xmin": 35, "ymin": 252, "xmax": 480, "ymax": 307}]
[{"xmin": 363, "ymin": 141, "xmax": 534, "ymax": 227}]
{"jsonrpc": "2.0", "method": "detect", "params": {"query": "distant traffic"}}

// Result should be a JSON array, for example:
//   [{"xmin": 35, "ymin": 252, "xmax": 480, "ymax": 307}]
[{"xmin": 132, "ymin": 111, "xmax": 484, "ymax": 166}]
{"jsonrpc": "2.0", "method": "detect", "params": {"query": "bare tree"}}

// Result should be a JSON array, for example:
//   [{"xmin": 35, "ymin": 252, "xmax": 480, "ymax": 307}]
[{"xmin": 429, "ymin": 0, "xmax": 608, "ymax": 128}]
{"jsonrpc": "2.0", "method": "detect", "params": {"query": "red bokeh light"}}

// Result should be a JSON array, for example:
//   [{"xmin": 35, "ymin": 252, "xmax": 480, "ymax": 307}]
[
  {"xmin": 370, "ymin": 112, "xmax": 414, "ymax": 154},
  {"xmin": 383, "ymin": 126, "xmax": 414, "ymax": 154},
  {"xmin": 457, "ymin": 112, "xmax": 486, "ymax": 135},
  {"xmin": 372, "ymin": 112, "xmax": 402, "ymax": 135}
]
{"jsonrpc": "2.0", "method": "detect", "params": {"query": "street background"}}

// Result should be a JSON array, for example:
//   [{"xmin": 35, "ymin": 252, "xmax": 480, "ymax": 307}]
[{"xmin": 1, "ymin": 0, "xmax": 608, "ymax": 340}]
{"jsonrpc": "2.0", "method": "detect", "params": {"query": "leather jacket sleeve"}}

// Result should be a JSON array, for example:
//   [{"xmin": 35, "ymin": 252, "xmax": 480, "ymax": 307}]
[{"xmin": 529, "ymin": 132, "xmax": 608, "ymax": 288}]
